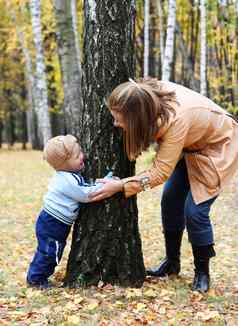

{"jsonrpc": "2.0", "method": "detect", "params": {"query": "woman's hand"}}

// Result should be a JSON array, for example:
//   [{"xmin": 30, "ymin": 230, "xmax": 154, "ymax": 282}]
[{"xmin": 89, "ymin": 179, "xmax": 123, "ymax": 201}]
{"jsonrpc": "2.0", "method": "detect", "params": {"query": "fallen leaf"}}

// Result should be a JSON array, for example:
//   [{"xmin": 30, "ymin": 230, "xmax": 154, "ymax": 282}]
[
  {"xmin": 74, "ymin": 296, "xmax": 84, "ymax": 304},
  {"xmin": 196, "ymin": 310, "xmax": 220, "ymax": 321},
  {"xmin": 159, "ymin": 306, "xmax": 166, "ymax": 314},
  {"xmin": 114, "ymin": 300, "xmax": 125, "ymax": 307},
  {"xmin": 65, "ymin": 302, "xmax": 77, "ymax": 310},
  {"xmin": 86, "ymin": 301, "xmax": 99, "ymax": 311},
  {"xmin": 136, "ymin": 303, "xmax": 147, "ymax": 311},
  {"xmin": 67, "ymin": 315, "xmax": 81, "ymax": 325},
  {"xmin": 143, "ymin": 289, "xmax": 157, "ymax": 298}
]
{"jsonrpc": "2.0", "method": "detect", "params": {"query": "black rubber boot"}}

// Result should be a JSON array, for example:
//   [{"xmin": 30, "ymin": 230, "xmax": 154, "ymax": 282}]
[
  {"xmin": 192, "ymin": 244, "xmax": 216, "ymax": 293},
  {"xmin": 147, "ymin": 230, "xmax": 183, "ymax": 277}
]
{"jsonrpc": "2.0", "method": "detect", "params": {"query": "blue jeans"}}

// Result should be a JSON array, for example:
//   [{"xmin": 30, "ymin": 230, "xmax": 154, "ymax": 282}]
[
  {"xmin": 27, "ymin": 210, "xmax": 71, "ymax": 284},
  {"xmin": 161, "ymin": 158, "xmax": 217, "ymax": 246}
]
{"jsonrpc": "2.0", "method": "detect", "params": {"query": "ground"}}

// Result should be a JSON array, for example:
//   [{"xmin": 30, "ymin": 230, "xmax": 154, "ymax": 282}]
[{"xmin": 0, "ymin": 147, "xmax": 237, "ymax": 325}]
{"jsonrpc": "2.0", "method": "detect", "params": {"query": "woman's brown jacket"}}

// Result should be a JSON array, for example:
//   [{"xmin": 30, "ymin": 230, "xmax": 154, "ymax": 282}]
[{"xmin": 123, "ymin": 81, "xmax": 238, "ymax": 204}]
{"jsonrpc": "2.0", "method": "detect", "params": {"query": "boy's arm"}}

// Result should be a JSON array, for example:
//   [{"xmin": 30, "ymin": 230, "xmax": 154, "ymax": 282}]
[{"xmin": 62, "ymin": 174, "xmax": 105, "ymax": 203}]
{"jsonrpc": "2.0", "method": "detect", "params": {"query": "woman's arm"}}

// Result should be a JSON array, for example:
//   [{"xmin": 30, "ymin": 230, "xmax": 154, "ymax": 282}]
[
  {"xmin": 90, "ymin": 116, "xmax": 189, "ymax": 201},
  {"xmin": 122, "ymin": 117, "xmax": 189, "ymax": 197}
]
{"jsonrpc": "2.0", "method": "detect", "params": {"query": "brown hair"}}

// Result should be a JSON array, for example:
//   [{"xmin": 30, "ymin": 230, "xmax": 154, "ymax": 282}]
[{"xmin": 107, "ymin": 77, "xmax": 177, "ymax": 160}]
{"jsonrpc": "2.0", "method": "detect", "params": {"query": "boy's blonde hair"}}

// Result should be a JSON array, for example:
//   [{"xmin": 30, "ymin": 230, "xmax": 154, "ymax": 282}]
[{"xmin": 43, "ymin": 135, "xmax": 78, "ymax": 170}]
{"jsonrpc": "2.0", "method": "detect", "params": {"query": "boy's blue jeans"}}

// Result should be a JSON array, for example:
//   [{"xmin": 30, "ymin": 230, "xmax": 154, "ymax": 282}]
[
  {"xmin": 27, "ymin": 210, "xmax": 71, "ymax": 285},
  {"xmin": 161, "ymin": 158, "xmax": 217, "ymax": 246}
]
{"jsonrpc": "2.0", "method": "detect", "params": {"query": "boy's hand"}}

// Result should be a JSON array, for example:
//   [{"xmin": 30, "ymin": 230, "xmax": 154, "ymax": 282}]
[{"xmin": 89, "ymin": 179, "xmax": 123, "ymax": 201}]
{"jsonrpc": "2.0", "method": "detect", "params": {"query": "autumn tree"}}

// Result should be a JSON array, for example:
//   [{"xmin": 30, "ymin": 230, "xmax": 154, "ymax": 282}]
[
  {"xmin": 200, "ymin": 0, "xmax": 207, "ymax": 96},
  {"xmin": 53, "ymin": 0, "xmax": 83, "ymax": 137},
  {"xmin": 162, "ymin": 0, "xmax": 177, "ymax": 80},
  {"xmin": 64, "ymin": 0, "xmax": 145, "ymax": 288},
  {"xmin": 30, "ymin": 0, "xmax": 52, "ymax": 145}
]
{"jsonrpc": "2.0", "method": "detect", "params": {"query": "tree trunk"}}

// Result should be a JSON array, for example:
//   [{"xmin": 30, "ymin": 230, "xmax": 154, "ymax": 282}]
[
  {"xmin": 176, "ymin": 22, "xmax": 200, "ymax": 91},
  {"xmin": 6, "ymin": 105, "xmax": 16, "ymax": 147},
  {"xmin": 149, "ymin": 1, "xmax": 159, "ymax": 77},
  {"xmin": 234, "ymin": 7, "xmax": 238, "ymax": 108},
  {"xmin": 0, "ymin": 121, "xmax": 2, "ymax": 148},
  {"xmin": 162, "ymin": 0, "xmax": 176, "ymax": 81},
  {"xmin": 53, "ymin": 0, "xmax": 83, "ymax": 137},
  {"xmin": 30, "ymin": 0, "xmax": 52, "ymax": 146},
  {"xmin": 200, "ymin": 0, "xmax": 207, "ymax": 96},
  {"xmin": 64, "ymin": 0, "xmax": 145, "ymax": 288},
  {"xmin": 21, "ymin": 110, "xmax": 28, "ymax": 150},
  {"xmin": 143, "ymin": 0, "xmax": 150, "ymax": 77},
  {"xmin": 156, "ymin": 0, "xmax": 164, "ymax": 65},
  {"xmin": 6, "ymin": 2, "xmax": 38, "ymax": 148},
  {"xmin": 71, "ymin": 0, "xmax": 82, "ymax": 74}
]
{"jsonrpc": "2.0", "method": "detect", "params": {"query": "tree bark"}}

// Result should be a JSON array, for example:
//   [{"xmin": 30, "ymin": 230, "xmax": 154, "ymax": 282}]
[
  {"xmin": 53, "ymin": 0, "xmax": 83, "ymax": 137},
  {"xmin": 176, "ymin": 22, "xmax": 200, "ymax": 91},
  {"xmin": 162, "ymin": 0, "xmax": 176, "ymax": 81},
  {"xmin": 71, "ymin": 0, "xmax": 82, "ymax": 74},
  {"xmin": 200, "ymin": 0, "xmax": 207, "ymax": 96},
  {"xmin": 143, "ymin": 0, "xmax": 150, "ymax": 77},
  {"xmin": 30, "ymin": 0, "xmax": 52, "ymax": 146},
  {"xmin": 7, "ymin": 1, "xmax": 39, "ymax": 148},
  {"xmin": 64, "ymin": 0, "xmax": 145, "ymax": 288},
  {"xmin": 156, "ymin": 0, "xmax": 164, "ymax": 65}
]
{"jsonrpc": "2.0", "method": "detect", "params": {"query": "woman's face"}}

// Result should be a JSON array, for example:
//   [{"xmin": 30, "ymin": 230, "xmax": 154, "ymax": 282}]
[{"xmin": 110, "ymin": 110, "xmax": 126, "ymax": 130}]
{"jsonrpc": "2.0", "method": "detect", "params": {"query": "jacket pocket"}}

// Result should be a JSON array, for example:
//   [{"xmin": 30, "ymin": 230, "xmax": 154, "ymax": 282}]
[{"xmin": 187, "ymin": 153, "xmax": 220, "ymax": 189}]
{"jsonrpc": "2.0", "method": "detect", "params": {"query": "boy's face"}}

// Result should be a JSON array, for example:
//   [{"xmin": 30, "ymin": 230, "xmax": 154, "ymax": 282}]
[{"xmin": 67, "ymin": 143, "xmax": 85, "ymax": 172}]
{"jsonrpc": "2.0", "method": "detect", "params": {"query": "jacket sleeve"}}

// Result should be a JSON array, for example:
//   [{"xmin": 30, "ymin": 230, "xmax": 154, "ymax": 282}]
[
  {"xmin": 123, "ymin": 116, "xmax": 189, "ymax": 197},
  {"xmin": 62, "ymin": 175, "xmax": 103, "ymax": 203}
]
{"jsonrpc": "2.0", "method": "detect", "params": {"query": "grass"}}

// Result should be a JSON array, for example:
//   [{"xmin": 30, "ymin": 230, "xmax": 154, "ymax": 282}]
[{"xmin": 0, "ymin": 146, "xmax": 237, "ymax": 325}]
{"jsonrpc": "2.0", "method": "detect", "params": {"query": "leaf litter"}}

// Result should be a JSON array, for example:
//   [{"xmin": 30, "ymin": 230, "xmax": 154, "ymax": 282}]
[{"xmin": 0, "ymin": 148, "xmax": 237, "ymax": 325}]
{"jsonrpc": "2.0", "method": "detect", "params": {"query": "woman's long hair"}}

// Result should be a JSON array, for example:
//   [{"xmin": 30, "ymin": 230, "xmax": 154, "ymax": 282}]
[{"xmin": 107, "ymin": 77, "xmax": 177, "ymax": 160}]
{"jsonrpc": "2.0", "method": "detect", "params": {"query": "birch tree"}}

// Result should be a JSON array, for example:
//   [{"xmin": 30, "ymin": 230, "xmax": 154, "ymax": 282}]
[
  {"xmin": 65, "ymin": 0, "xmax": 145, "ymax": 288},
  {"xmin": 6, "ymin": 2, "xmax": 35, "ymax": 146},
  {"xmin": 143, "ymin": 0, "xmax": 150, "ymax": 77},
  {"xmin": 200, "ymin": 0, "xmax": 207, "ymax": 96},
  {"xmin": 53, "ymin": 0, "xmax": 83, "ymax": 137},
  {"xmin": 71, "ymin": 0, "xmax": 81, "ymax": 74},
  {"xmin": 156, "ymin": 0, "xmax": 164, "ymax": 65},
  {"xmin": 30, "ymin": 0, "xmax": 52, "ymax": 145},
  {"xmin": 162, "ymin": 0, "xmax": 176, "ymax": 81}
]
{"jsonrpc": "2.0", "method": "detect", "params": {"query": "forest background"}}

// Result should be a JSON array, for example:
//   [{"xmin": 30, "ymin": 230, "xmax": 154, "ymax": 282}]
[{"xmin": 0, "ymin": 0, "xmax": 237, "ymax": 146}]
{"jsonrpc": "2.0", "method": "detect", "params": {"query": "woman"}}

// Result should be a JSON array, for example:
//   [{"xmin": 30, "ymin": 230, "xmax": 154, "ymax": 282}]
[{"xmin": 90, "ymin": 78, "xmax": 238, "ymax": 292}]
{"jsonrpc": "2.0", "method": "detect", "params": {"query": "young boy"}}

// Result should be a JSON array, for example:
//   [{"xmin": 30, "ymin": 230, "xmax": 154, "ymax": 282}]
[{"xmin": 27, "ymin": 134, "xmax": 109, "ymax": 288}]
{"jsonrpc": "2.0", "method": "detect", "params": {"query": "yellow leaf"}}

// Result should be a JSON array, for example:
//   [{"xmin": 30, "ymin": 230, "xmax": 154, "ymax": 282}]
[
  {"xmin": 160, "ymin": 289, "xmax": 170, "ymax": 296},
  {"xmin": 87, "ymin": 302, "xmax": 99, "ymax": 310},
  {"xmin": 126, "ymin": 288, "xmax": 142, "ymax": 298},
  {"xmin": 196, "ymin": 310, "xmax": 220, "ymax": 321},
  {"xmin": 144, "ymin": 289, "xmax": 157, "ymax": 298},
  {"xmin": 136, "ymin": 302, "xmax": 147, "ymax": 311},
  {"xmin": 114, "ymin": 300, "xmax": 125, "ymax": 307},
  {"xmin": 74, "ymin": 296, "xmax": 84, "ymax": 304},
  {"xmin": 65, "ymin": 302, "xmax": 77, "ymax": 310},
  {"xmin": 67, "ymin": 316, "xmax": 81, "ymax": 325},
  {"xmin": 207, "ymin": 288, "xmax": 216, "ymax": 296}
]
